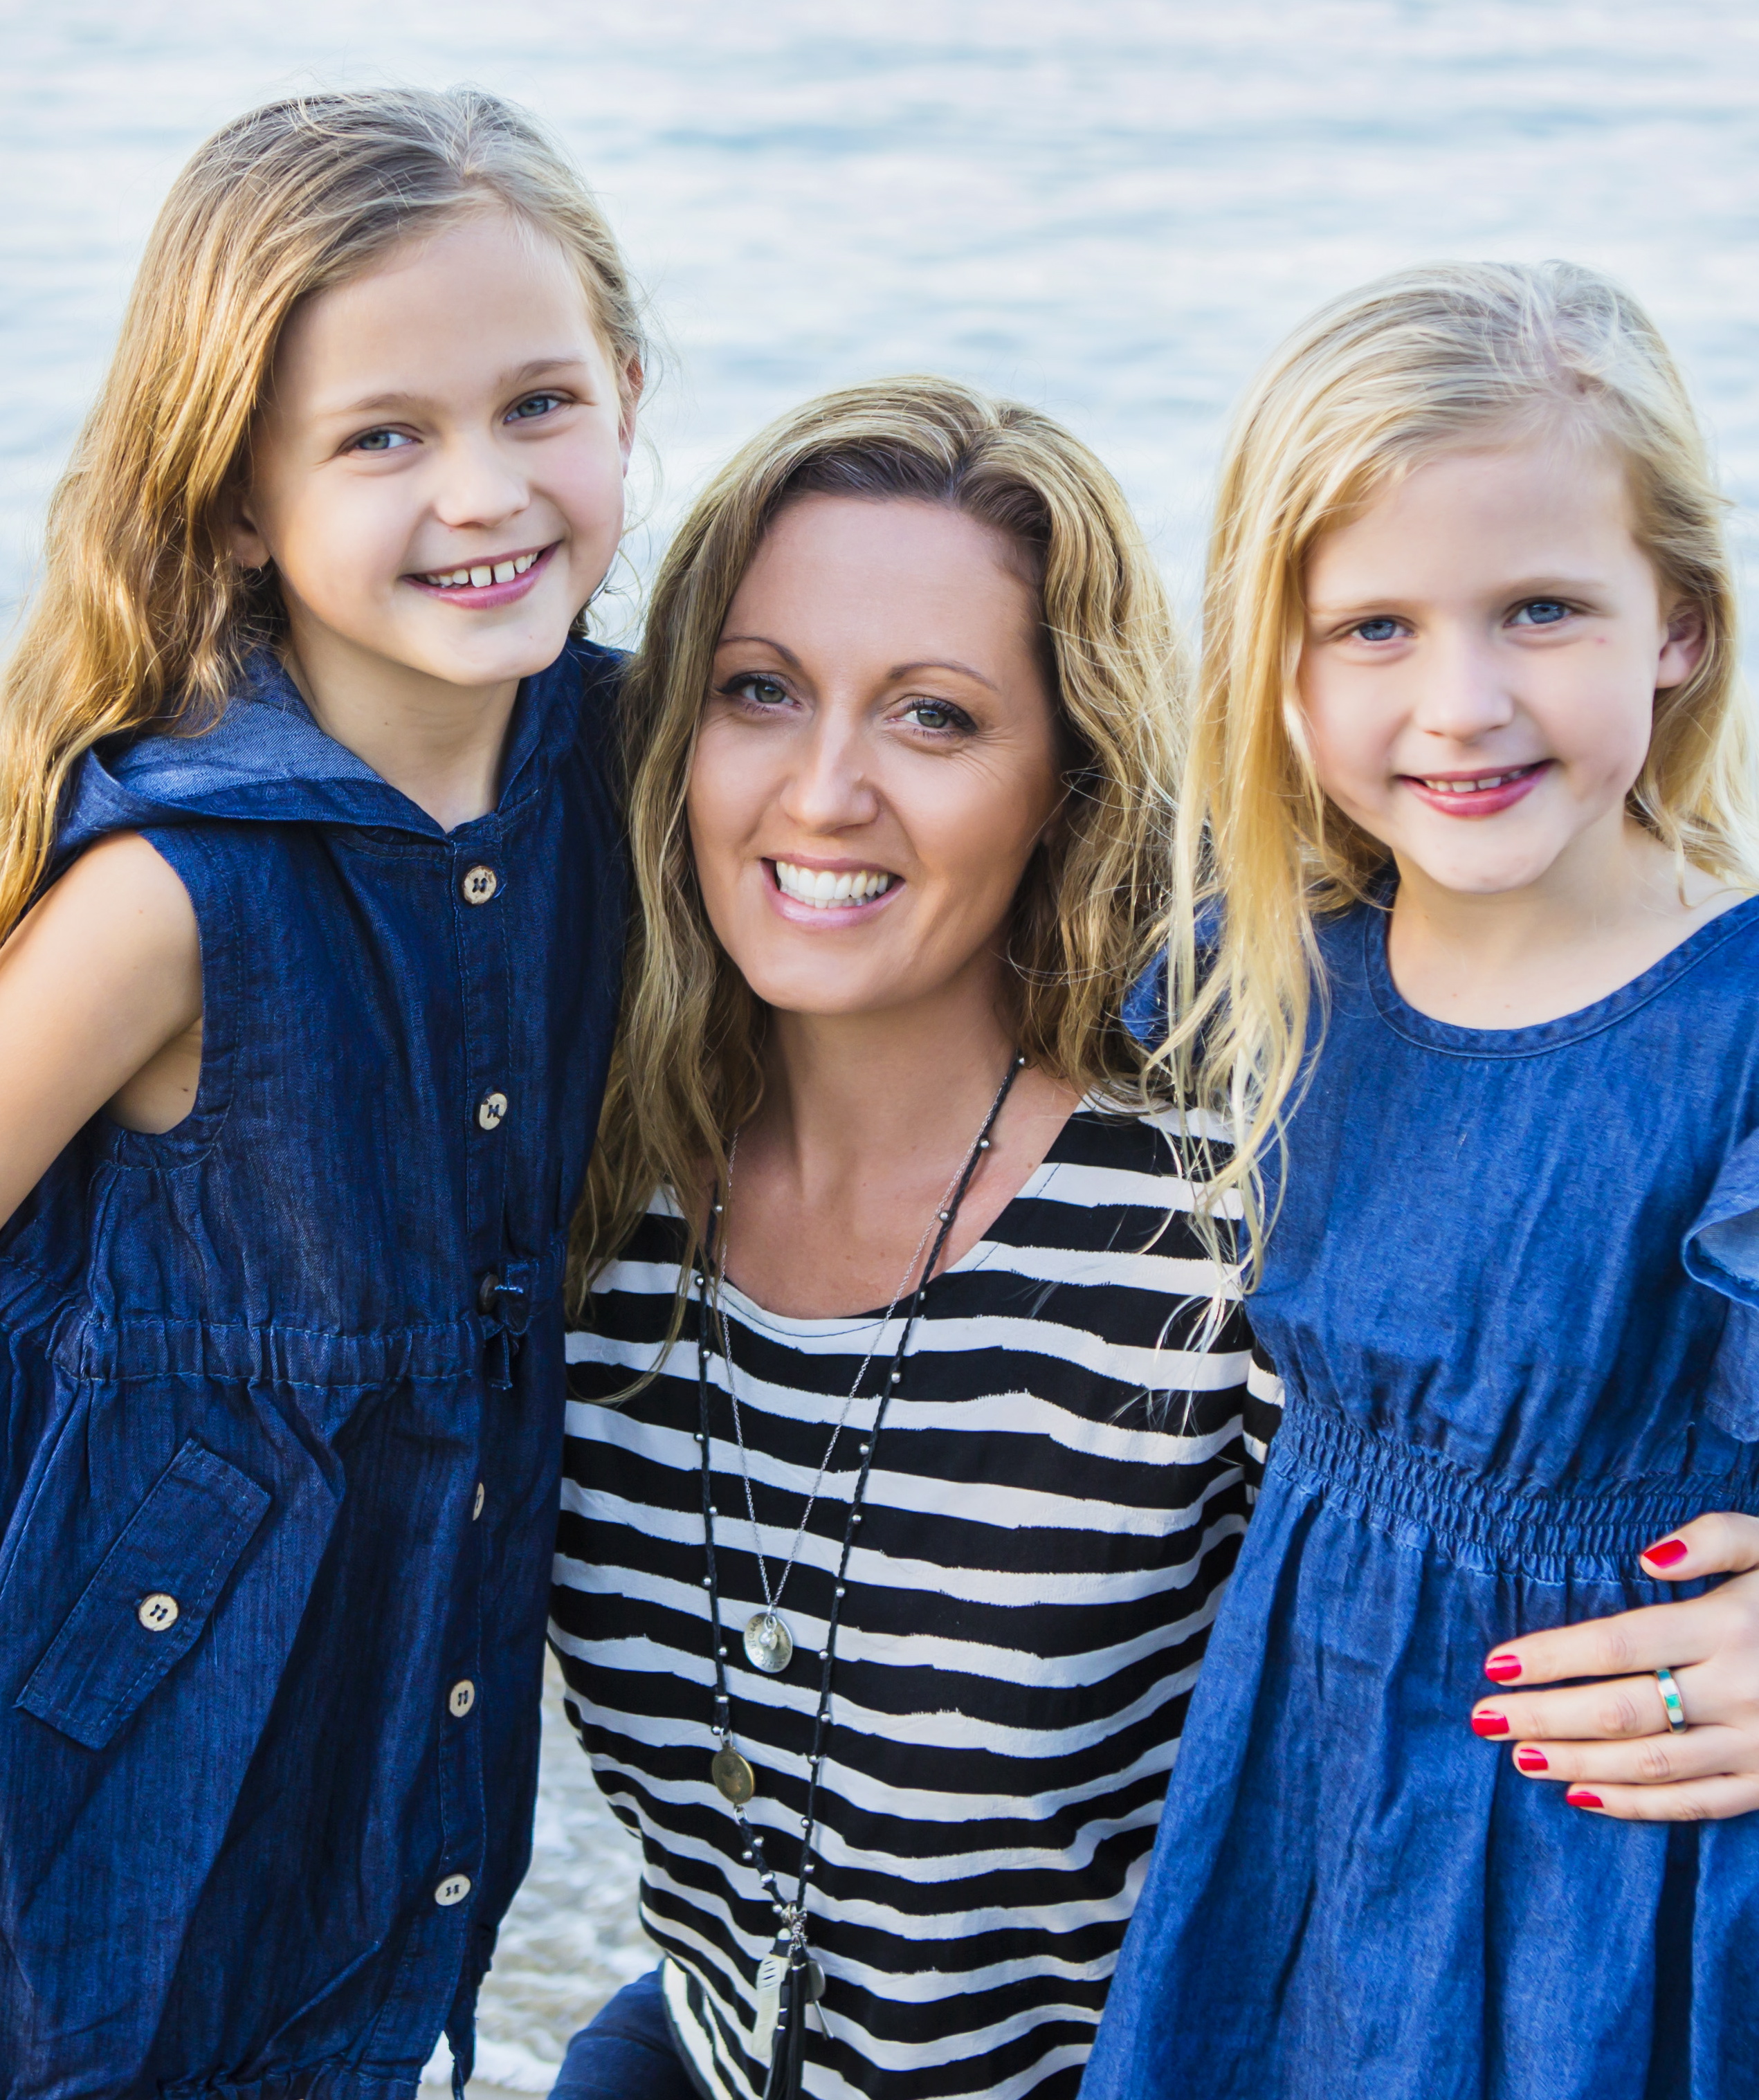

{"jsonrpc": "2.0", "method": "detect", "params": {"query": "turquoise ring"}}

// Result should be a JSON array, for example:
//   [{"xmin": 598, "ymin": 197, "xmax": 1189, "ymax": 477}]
[{"xmin": 1655, "ymin": 1665, "xmax": 1688, "ymax": 1734}]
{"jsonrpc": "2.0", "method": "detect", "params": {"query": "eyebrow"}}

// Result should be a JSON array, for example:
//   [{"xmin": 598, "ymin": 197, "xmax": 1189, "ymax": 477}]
[
  {"xmin": 715, "ymin": 637, "xmax": 1001, "ymax": 691},
  {"xmin": 1309, "ymin": 572, "xmax": 1612, "ymax": 619},
  {"xmin": 327, "ymin": 355, "xmax": 594, "ymax": 419}
]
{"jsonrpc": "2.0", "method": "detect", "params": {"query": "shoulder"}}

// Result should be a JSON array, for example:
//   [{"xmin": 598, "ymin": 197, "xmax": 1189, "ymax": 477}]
[
  {"xmin": 561, "ymin": 635, "xmax": 628, "ymax": 729},
  {"xmin": 39, "ymin": 832, "xmax": 200, "ymax": 958},
  {"xmin": 1008, "ymin": 1099, "xmax": 1235, "ymax": 1243},
  {"xmin": 5, "ymin": 832, "xmax": 203, "ymax": 1055}
]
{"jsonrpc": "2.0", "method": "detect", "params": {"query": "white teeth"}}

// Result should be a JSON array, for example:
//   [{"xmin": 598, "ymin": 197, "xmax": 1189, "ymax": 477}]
[
  {"xmin": 773, "ymin": 861, "xmax": 893, "ymax": 909},
  {"xmin": 419, "ymin": 549, "xmax": 545, "ymax": 589},
  {"xmin": 1422, "ymin": 769, "xmax": 1529, "ymax": 794}
]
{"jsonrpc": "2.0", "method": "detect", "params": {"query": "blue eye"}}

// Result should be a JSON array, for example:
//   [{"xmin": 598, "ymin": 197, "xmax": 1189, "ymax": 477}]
[
  {"xmin": 1512, "ymin": 599, "xmax": 1570, "ymax": 627},
  {"xmin": 506, "ymin": 392, "xmax": 565, "ymax": 423},
  {"xmin": 1354, "ymin": 617, "xmax": 1403, "ymax": 643},
  {"xmin": 349, "ymin": 428, "xmax": 412, "ymax": 453}
]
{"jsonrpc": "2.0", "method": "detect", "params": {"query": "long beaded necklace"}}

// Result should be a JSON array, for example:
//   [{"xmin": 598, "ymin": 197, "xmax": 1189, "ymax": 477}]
[{"xmin": 692, "ymin": 1057, "xmax": 1022, "ymax": 2100}]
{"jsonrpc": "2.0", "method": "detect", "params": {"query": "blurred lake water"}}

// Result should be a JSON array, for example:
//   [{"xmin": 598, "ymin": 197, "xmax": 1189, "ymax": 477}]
[{"xmin": 3, "ymin": 0, "xmax": 1759, "ymax": 2083}]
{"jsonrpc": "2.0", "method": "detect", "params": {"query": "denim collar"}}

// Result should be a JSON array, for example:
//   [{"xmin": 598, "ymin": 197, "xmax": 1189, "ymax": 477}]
[{"xmin": 57, "ymin": 641, "xmax": 603, "ymax": 861}]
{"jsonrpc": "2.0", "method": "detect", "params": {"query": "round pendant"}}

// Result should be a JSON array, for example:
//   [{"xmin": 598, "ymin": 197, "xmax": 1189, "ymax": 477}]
[
  {"xmin": 711, "ymin": 1747, "xmax": 756, "ymax": 1805},
  {"xmin": 743, "ymin": 1610, "xmax": 794, "ymax": 1674}
]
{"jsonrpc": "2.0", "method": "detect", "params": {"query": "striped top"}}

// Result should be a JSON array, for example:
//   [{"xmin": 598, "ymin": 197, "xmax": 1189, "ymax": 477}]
[{"xmin": 550, "ymin": 1103, "xmax": 1281, "ymax": 2100}]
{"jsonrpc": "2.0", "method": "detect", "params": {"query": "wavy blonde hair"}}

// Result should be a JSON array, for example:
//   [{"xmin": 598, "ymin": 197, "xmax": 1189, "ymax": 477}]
[
  {"xmin": 1, "ymin": 86, "xmax": 643, "ymax": 944},
  {"xmin": 1159, "ymin": 258, "xmax": 1756, "ymax": 1282},
  {"xmin": 570, "ymin": 374, "xmax": 1184, "ymax": 1307}
]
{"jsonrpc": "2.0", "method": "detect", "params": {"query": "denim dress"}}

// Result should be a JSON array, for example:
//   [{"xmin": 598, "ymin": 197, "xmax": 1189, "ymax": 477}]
[
  {"xmin": 1087, "ymin": 898, "xmax": 1759, "ymax": 2100},
  {"xmin": 0, "ymin": 644, "xmax": 624, "ymax": 2100}
]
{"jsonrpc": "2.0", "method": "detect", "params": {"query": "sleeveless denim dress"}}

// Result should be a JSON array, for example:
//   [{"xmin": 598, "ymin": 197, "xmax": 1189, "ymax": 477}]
[
  {"xmin": 1088, "ymin": 899, "xmax": 1759, "ymax": 2100},
  {"xmin": 0, "ymin": 643, "xmax": 624, "ymax": 2100}
]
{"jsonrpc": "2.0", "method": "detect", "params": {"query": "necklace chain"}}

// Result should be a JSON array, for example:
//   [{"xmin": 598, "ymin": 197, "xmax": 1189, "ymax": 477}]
[
  {"xmin": 693, "ymin": 1057, "xmax": 1023, "ymax": 1999},
  {"xmin": 714, "ymin": 1126, "xmax": 974, "ymax": 1635}
]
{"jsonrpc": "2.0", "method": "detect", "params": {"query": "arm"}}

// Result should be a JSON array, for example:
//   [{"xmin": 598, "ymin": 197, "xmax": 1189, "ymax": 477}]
[
  {"xmin": 1468, "ymin": 1513, "xmax": 1759, "ymax": 1820},
  {"xmin": 0, "ymin": 833, "xmax": 203, "ymax": 1227}
]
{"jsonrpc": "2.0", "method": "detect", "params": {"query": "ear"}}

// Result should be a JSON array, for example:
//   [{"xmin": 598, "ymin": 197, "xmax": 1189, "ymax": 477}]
[
  {"xmin": 226, "ymin": 484, "xmax": 271, "ymax": 573},
  {"xmin": 1657, "ymin": 597, "xmax": 1708, "ymax": 693},
  {"xmin": 618, "ymin": 358, "xmax": 645, "ymax": 471}
]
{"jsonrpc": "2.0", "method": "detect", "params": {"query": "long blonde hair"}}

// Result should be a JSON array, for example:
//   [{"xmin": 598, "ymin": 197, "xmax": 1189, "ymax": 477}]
[
  {"xmin": 1160, "ymin": 258, "xmax": 1756, "ymax": 1281},
  {"xmin": 570, "ymin": 374, "xmax": 1183, "ymax": 1307},
  {"xmin": 1, "ymin": 86, "xmax": 644, "ymax": 944}
]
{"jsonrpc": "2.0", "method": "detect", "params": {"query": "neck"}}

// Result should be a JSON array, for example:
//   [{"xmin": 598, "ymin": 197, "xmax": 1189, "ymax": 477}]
[
  {"xmin": 751, "ymin": 968, "xmax": 1017, "ymax": 1195},
  {"xmin": 1387, "ymin": 810, "xmax": 1731, "ymax": 1027},
  {"xmin": 281, "ymin": 618, "xmax": 520, "ymax": 832},
  {"xmin": 1393, "ymin": 813, "xmax": 1659, "ymax": 972}
]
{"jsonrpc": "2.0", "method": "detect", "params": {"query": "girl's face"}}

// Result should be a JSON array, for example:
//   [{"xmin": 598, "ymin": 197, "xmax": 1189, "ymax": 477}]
[
  {"xmin": 686, "ymin": 494, "xmax": 1064, "ymax": 1021},
  {"xmin": 1297, "ymin": 439, "xmax": 1704, "ymax": 898},
  {"xmin": 233, "ymin": 208, "xmax": 634, "ymax": 700}
]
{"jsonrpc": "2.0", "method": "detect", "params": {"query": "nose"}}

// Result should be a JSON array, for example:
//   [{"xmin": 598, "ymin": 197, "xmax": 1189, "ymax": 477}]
[
  {"xmin": 776, "ymin": 710, "xmax": 882, "ymax": 834},
  {"xmin": 430, "ymin": 430, "xmax": 529, "ymax": 532},
  {"xmin": 1410, "ymin": 625, "xmax": 1517, "ymax": 746}
]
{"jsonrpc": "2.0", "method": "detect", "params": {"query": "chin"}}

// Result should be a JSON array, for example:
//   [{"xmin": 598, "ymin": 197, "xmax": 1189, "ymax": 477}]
[
  {"xmin": 739, "ymin": 963, "xmax": 895, "ymax": 1019},
  {"xmin": 1404, "ymin": 846, "xmax": 1573, "ymax": 897}
]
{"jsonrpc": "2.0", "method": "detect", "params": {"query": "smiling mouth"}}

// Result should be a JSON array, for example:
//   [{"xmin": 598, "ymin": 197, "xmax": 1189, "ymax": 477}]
[
  {"xmin": 772, "ymin": 860, "xmax": 896, "ymax": 909},
  {"xmin": 1412, "ymin": 764, "xmax": 1544, "ymax": 795},
  {"xmin": 412, "ymin": 545, "xmax": 552, "ymax": 590}
]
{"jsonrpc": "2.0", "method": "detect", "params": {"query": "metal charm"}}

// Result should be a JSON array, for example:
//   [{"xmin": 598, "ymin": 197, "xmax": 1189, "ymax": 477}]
[
  {"xmin": 744, "ymin": 1610, "xmax": 794, "ymax": 1674},
  {"xmin": 712, "ymin": 1746, "xmax": 756, "ymax": 1805},
  {"xmin": 752, "ymin": 1949, "xmax": 787, "ymax": 2059}
]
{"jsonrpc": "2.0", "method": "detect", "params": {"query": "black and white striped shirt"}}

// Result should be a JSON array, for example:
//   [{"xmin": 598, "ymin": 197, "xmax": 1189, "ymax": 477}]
[{"xmin": 550, "ymin": 1104, "xmax": 1280, "ymax": 2099}]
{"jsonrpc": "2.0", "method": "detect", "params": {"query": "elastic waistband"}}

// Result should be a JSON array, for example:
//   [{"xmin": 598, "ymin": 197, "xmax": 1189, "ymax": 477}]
[{"xmin": 1270, "ymin": 1396, "xmax": 1759, "ymax": 1580}]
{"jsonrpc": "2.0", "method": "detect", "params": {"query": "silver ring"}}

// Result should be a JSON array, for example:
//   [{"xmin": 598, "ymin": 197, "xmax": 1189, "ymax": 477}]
[{"xmin": 1655, "ymin": 1665, "xmax": 1688, "ymax": 1735}]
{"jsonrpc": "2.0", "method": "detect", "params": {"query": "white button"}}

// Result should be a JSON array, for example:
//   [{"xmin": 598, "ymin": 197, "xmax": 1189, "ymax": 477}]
[
  {"xmin": 434, "ymin": 1873, "xmax": 472, "ymax": 1908},
  {"xmin": 477, "ymin": 1091, "xmax": 508, "ymax": 1131},
  {"xmin": 138, "ymin": 1593, "xmax": 180, "ymax": 1632},
  {"xmin": 448, "ymin": 1679, "xmax": 475, "ymax": 1718},
  {"xmin": 472, "ymin": 1481, "xmax": 485, "ymax": 1521},
  {"xmin": 461, "ymin": 865, "xmax": 499, "ymax": 906}
]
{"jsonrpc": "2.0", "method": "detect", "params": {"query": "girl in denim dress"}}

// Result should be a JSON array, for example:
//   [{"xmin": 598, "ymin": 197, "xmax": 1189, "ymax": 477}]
[
  {"xmin": 1085, "ymin": 263, "xmax": 1759, "ymax": 2098},
  {"xmin": 0, "ymin": 91, "xmax": 639, "ymax": 2098}
]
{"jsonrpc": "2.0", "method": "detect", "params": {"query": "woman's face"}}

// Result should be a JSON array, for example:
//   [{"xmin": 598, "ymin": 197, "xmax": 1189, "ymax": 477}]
[{"xmin": 687, "ymin": 493, "xmax": 1064, "ymax": 1021}]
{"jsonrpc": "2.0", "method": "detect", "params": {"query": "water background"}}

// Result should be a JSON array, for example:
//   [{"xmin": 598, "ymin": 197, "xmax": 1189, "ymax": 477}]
[{"xmin": 4, "ymin": 0, "xmax": 1759, "ymax": 2083}]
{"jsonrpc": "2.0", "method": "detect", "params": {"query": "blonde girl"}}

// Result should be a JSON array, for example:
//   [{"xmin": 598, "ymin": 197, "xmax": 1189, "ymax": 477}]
[
  {"xmin": 1085, "ymin": 262, "xmax": 1759, "ymax": 2098},
  {"xmin": 0, "ymin": 89, "xmax": 640, "ymax": 2094}
]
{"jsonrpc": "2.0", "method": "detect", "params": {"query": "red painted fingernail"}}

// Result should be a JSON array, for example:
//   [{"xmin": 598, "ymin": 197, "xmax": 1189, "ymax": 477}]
[
  {"xmin": 1643, "ymin": 1537, "xmax": 1689, "ymax": 1569},
  {"xmin": 1484, "ymin": 1654, "xmax": 1522, "ymax": 1682},
  {"xmin": 1567, "ymin": 1789, "xmax": 1603, "ymax": 1809},
  {"xmin": 1515, "ymin": 1747, "xmax": 1549, "ymax": 1773},
  {"xmin": 1471, "ymin": 1711, "xmax": 1509, "ymax": 1737}
]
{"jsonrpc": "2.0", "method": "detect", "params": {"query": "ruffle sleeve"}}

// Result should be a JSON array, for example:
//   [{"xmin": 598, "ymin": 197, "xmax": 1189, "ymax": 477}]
[{"xmin": 1681, "ymin": 1130, "xmax": 1759, "ymax": 1441}]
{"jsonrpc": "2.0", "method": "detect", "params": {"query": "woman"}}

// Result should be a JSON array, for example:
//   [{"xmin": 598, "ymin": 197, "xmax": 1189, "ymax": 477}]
[{"xmin": 547, "ymin": 378, "xmax": 1759, "ymax": 2100}]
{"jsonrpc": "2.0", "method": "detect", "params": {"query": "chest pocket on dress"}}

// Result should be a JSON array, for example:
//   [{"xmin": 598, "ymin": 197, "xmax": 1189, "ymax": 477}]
[{"xmin": 15, "ymin": 1439, "xmax": 270, "ymax": 1751}]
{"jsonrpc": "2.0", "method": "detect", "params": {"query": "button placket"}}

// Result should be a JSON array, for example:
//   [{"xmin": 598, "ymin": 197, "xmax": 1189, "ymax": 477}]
[{"xmin": 435, "ymin": 835, "xmax": 502, "ymax": 1973}]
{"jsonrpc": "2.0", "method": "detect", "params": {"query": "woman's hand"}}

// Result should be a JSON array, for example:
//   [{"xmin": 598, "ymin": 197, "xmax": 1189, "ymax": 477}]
[{"xmin": 1468, "ymin": 1513, "xmax": 1759, "ymax": 1820}]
